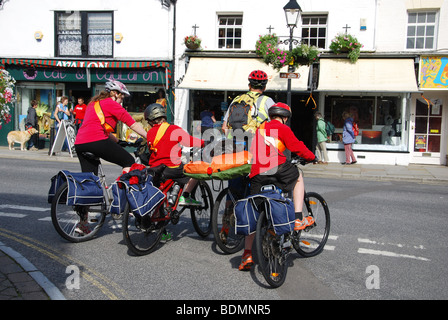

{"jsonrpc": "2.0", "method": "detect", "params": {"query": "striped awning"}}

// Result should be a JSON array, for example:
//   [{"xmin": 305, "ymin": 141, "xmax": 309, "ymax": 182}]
[{"xmin": 0, "ymin": 58, "xmax": 171, "ymax": 73}]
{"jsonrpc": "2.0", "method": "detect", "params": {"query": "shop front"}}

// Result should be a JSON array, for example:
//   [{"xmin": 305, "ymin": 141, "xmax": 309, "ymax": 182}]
[
  {"xmin": 317, "ymin": 57, "xmax": 422, "ymax": 165},
  {"xmin": 177, "ymin": 56, "xmax": 317, "ymax": 148},
  {"xmin": 412, "ymin": 56, "xmax": 448, "ymax": 165},
  {"xmin": 0, "ymin": 58, "xmax": 172, "ymax": 146}
]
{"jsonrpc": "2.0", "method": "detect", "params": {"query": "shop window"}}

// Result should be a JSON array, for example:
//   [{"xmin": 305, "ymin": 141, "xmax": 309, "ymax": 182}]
[
  {"xmin": 218, "ymin": 15, "xmax": 243, "ymax": 49},
  {"xmin": 56, "ymin": 11, "xmax": 113, "ymax": 58},
  {"xmin": 406, "ymin": 11, "xmax": 438, "ymax": 50},
  {"xmin": 301, "ymin": 15, "xmax": 327, "ymax": 49},
  {"xmin": 325, "ymin": 95, "xmax": 406, "ymax": 151}
]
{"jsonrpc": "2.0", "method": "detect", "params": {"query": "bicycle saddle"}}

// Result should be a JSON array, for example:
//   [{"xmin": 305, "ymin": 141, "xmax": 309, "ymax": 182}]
[{"xmin": 81, "ymin": 152, "xmax": 100, "ymax": 161}]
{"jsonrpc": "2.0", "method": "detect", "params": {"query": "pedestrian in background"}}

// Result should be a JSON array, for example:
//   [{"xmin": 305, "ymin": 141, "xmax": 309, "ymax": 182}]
[
  {"xmin": 25, "ymin": 99, "xmax": 39, "ymax": 151},
  {"xmin": 342, "ymin": 111, "xmax": 357, "ymax": 165},
  {"xmin": 314, "ymin": 111, "xmax": 329, "ymax": 164},
  {"xmin": 73, "ymin": 97, "xmax": 87, "ymax": 133}
]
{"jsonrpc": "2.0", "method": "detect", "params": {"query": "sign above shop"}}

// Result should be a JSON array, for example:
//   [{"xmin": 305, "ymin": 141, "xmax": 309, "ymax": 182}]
[
  {"xmin": 6, "ymin": 65, "xmax": 167, "ymax": 85},
  {"xmin": 420, "ymin": 56, "xmax": 448, "ymax": 90},
  {"xmin": 280, "ymin": 72, "xmax": 300, "ymax": 79}
]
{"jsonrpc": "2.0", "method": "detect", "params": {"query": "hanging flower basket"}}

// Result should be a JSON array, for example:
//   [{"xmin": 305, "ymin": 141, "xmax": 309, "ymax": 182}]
[
  {"xmin": 329, "ymin": 33, "xmax": 363, "ymax": 63},
  {"xmin": 255, "ymin": 34, "xmax": 320, "ymax": 72},
  {"xmin": 184, "ymin": 35, "xmax": 201, "ymax": 50}
]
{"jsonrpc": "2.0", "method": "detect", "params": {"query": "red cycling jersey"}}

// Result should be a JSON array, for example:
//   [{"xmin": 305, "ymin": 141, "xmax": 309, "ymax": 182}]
[{"xmin": 249, "ymin": 120, "xmax": 315, "ymax": 178}]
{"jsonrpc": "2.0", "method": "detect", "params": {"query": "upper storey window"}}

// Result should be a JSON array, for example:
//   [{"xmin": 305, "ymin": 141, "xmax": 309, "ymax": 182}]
[
  {"xmin": 56, "ymin": 11, "xmax": 113, "ymax": 57},
  {"xmin": 406, "ymin": 11, "xmax": 438, "ymax": 50}
]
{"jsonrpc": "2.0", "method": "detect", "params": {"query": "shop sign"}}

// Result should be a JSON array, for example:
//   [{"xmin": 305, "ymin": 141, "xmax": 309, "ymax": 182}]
[
  {"xmin": 420, "ymin": 56, "xmax": 448, "ymax": 89},
  {"xmin": 7, "ymin": 65, "xmax": 165, "ymax": 84}
]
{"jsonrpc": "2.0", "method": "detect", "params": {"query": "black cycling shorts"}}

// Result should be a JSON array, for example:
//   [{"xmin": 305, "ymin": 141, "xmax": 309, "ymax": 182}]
[
  {"xmin": 249, "ymin": 161, "xmax": 300, "ymax": 195},
  {"xmin": 75, "ymin": 138, "xmax": 135, "ymax": 175}
]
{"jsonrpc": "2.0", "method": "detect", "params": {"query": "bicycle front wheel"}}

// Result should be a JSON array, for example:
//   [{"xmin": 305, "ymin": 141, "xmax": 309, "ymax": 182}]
[
  {"xmin": 190, "ymin": 181, "xmax": 213, "ymax": 237},
  {"xmin": 255, "ymin": 210, "xmax": 288, "ymax": 288},
  {"xmin": 122, "ymin": 205, "xmax": 163, "ymax": 256},
  {"xmin": 51, "ymin": 182, "xmax": 106, "ymax": 243},
  {"xmin": 211, "ymin": 187, "xmax": 245, "ymax": 254},
  {"xmin": 293, "ymin": 192, "xmax": 330, "ymax": 258}
]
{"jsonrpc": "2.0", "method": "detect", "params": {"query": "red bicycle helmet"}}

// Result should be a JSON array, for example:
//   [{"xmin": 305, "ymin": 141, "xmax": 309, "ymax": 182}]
[
  {"xmin": 248, "ymin": 70, "xmax": 268, "ymax": 88},
  {"xmin": 268, "ymin": 102, "xmax": 292, "ymax": 119}
]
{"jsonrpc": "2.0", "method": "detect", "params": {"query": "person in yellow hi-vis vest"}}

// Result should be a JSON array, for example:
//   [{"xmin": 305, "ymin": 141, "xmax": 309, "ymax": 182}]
[
  {"xmin": 144, "ymin": 103, "xmax": 205, "ymax": 206},
  {"xmin": 221, "ymin": 70, "xmax": 275, "ymax": 137}
]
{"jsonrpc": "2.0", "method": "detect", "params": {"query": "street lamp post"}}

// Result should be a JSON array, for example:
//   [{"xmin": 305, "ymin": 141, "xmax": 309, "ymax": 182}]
[{"xmin": 283, "ymin": 0, "xmax": 302, "ymax": 108}]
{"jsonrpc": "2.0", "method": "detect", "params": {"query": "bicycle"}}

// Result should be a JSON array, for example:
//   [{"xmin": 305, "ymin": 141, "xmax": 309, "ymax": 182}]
[
  {"xmin": 50, "ymin": 149, "xmax": 131, "ymax": 243},
  {"xmin": 211, "ymin": 177, "xmax": 248, "ymax": 254},
  {"xmin": 255, "ymin": 159, "xmax": 331, "ymax": 288},
  {"xmin": 122, "ymin": 144, "xmax": 213, "ymax": 256},
  {"xmin": 51, "ymin": 141, "xmax": 213, "ymax": 246}
]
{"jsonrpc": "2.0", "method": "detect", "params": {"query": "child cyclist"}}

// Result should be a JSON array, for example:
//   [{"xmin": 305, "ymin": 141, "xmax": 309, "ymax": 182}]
[
  {"xmin": 239, "ymin": 102, "xmax": 316, "ymax": 271},
  {"xmin": 143, "ymin": 103, "xmax": 205, "ymax": 206}
]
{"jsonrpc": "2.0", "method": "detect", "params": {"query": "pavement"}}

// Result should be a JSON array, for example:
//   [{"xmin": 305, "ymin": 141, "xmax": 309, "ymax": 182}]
[{"xmin": 1, "ymin": 145, "xmax": 447, "ymax": 300}]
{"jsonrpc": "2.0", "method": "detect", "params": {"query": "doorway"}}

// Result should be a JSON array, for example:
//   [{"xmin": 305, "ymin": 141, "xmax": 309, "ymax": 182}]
[{"xmin": 411, "ymin": 97, "xmax": 443, "ymax": 164}]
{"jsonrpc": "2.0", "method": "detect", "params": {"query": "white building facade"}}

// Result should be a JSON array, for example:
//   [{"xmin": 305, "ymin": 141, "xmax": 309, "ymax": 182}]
[
  {"xmin": 1, "ymin": 0, "xmax": 447, "ymax": 166},
  {"xmin": 174, "ymin": 0, "xmax": 448, "ymax": 166}
]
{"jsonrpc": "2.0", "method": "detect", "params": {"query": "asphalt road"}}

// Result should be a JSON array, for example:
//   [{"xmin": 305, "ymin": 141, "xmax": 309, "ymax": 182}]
[{"xmin": 1, "ymin": 158, "xmax": 447, "ymax": 301}]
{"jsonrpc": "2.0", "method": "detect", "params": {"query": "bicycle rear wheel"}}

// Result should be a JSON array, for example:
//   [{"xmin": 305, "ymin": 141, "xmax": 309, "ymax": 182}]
[
  {"xmin": 51, "ymin": 182, "xmax": 106, "ymax": 243},
  {"xmin": 293, "ymin": 192, "xmax": 330, "ymax": 258},
  {"xmin": 190, "ymin": 181, "xmax": 213, "ymax": 237},
  {"xmin": 255, "ymin": 210, "xmax": 288, "ymax": 288},
  {"xmin": 211, "ymin": 187, "xmax": 245, "ymax": 254},
  {"xmin": 122, "ymin": 205, "xmax": 164, "ymax": 256}
]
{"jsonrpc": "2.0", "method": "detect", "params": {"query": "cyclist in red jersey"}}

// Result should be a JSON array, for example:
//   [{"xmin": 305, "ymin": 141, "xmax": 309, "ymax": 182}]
[
  {"xmin": 144, "ymin": 103, "xmax": 205, "ymax": 206},
  {"xmin": 239, "ymin": 102, "xmax": 316, "ymax": 271},
  {"xmin": 75, "ymin": 80, "xmax": 147, "ymax": 175}
]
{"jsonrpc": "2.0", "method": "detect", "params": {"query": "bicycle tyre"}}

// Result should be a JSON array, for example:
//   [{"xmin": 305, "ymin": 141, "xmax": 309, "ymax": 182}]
[
  {"xmin": 211, "ymin": 187, "xmax": 245, "ymax": 254},
  {"xmin": 122, "ymin": 204, "xmax": 164, "ymax": 256},
  {"xmin": 190, "ymin": 181, "xmax": 213, "ymax": 237},
  {"xmin": 51, "ymin": 182, "xmax": 106, "ymax": 243},
  {"xmin": 255, "ymin": 210, "xmax": 288, "ymax": 288},
  {"xmin": 293, "ymin": 192, "xmax": 330, "ymax": 258}
]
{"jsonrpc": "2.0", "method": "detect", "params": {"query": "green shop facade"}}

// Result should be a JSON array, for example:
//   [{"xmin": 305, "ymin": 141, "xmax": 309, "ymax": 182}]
[{"xmin": 0, "ymin": 58, "xmax": 173, "ymax": 146}]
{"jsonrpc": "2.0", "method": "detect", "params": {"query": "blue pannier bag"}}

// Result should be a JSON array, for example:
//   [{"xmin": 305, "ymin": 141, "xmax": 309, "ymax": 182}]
[
  {"xmin": 234, "ymin": 195, "xmax": 260, "ymax": 236},
  {"xmin": 48, "ymin": 170, "xmax": 104, "ymax": 206},
  {"xmin": 234, "ymin": 190, "xmax": 295, "ymax": 236},
  {"xmin": 114, "ymin": 170, "xmax": 165, "ymax": 217},
  {"xmin": 110, "ymin": 181, "xmax": 127, "ymax": 215}
]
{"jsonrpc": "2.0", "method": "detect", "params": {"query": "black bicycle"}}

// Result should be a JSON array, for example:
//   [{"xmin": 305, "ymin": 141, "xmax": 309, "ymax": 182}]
[
  {"xmin": 255, "ymin": 187, "xmax": 330, "ymax": 288},
  {"xmin": 211, "ymin": 177, "xmax": 249, "ymax": 254}
]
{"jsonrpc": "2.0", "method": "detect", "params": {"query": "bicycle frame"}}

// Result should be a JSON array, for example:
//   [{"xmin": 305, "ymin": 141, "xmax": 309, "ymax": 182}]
[{"xmin": 148, "ymin": 178, "xmax": 186, "ymax": 224}]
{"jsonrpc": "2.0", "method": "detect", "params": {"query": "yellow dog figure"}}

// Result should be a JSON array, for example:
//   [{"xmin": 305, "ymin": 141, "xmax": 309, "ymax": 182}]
[{"xmin": 7, "ymin": 127, "xmax": 38, "ymax": 151}]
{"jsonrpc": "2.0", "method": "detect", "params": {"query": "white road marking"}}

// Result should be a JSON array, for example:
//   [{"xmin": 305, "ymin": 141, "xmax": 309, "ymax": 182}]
[
  {"xmin": 0, "ymin": 212, "xmax": 27, "ymax": 218},
  {"xmin": 358, "ymin": 248, "xmax": 430, "ymax": 262},
  {"xmin": 0, "ymin": 204, "xmax": 48, "ymax": 212}
]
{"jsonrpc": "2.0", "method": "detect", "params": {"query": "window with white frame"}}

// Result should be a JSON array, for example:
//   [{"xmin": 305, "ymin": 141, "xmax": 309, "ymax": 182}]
[
  {"xmin": 56, "ymin": 11, "xmax": 113, "ymax": 57},
  {"xmin": 301, "ymin": 15, "xmax": 327, "ymax": 48},
  {"xmin": 406, "ymin": 11, "xmax": 437, "ymax": 50},
  {"xmin": 218, "ymin": 15, "xmax": 243, "ymax": 49}
]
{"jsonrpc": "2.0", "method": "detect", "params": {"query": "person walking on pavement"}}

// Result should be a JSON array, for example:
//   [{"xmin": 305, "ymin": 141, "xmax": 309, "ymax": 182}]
[
  {"xmin": 315, "ymin": 111, "xmax": 329, "ymax": 164},
  {"xmin": 25, "ymin": 99, "xmax": 39, "ymax": 151},
  {"xmin": 342, "ymin": 111, "xmax": 357, "ymax": 165}
]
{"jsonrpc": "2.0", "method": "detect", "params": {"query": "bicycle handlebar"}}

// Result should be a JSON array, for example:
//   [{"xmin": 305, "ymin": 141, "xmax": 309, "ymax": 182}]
[
  {"xmin": 118, "ymin": 138, "xmax": 144, "ymax": 148},
  {"xmin": 291, "ymin": 155, "xmax": 316, "ymax": 166}
]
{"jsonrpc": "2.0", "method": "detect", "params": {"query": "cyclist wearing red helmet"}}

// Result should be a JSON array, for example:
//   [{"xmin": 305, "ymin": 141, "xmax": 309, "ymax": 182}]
[
  {"xmin": 221, "ymin": 70, "xmax": 275, "ymax": 135},
  {"xmin": 238, "ymin": 102, "xmax": 316, "ymax": 271}
]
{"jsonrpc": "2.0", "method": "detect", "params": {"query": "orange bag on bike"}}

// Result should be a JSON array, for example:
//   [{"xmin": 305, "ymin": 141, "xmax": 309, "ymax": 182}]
[{"xmin": 183, "ymin": 151, "xmax": 252, "ymax": 180}]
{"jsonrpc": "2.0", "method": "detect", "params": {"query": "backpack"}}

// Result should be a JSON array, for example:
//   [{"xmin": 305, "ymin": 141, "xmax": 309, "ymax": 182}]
[
  {"xmin": 227, "ymin": 92, "xmax": 268, "ymax": 134},
  {"xmin": 325, "ymin": 121, "xmax": 335, "ymax": 136},
  {"xmin": 352, "ymin": 122, "xmax": 359, "ymax": 136}
]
